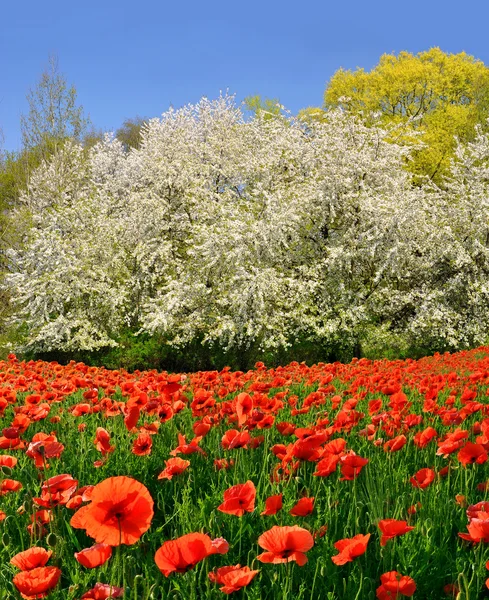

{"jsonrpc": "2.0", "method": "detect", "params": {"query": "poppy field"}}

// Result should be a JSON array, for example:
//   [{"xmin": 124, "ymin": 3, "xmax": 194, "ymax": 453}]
[{"xmin": 2, "ymin": 349, "xmax": 489, "ymax": 599}]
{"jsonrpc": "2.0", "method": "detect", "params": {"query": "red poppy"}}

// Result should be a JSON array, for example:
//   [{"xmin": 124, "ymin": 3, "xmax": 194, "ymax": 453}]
[
  {"xmin": 132, "ymin": 431, "xmax": 153, "ymax": 456},
  {"xmin": 235, "ymin": 393, "xmax": 253, "ymax": 426},
  {"xmin": 218, "ymin": 481, "xmax": 256, "ymax": 517},
  {"xmin": 209, "ymin": 565, "xmax": 259, "ymax": 594},
  {"xmin": 0, "ymin": 478, "xmax": 23, "ymax": 496},
  {"xmin": 13, "ymin": 566, "xmax": 61, "ymax": 598},
  {"xmin": 214, "ymin": 458, "xmax": 234, "ymax": 470},
  {"xmin": 457, "ymin": 442, "xmax": 488, "ymax": 467},
  {"xmin": 158, "ymin": 457, "xmax": 190, "ymax": 480},
  {"xmin": 124, "ymin": 406, "xmax": 140, "ymax": 431},
  {"xmin": 0, "ymin": 454, "xmax": 18, "ymax": 468},
  {"xmin": 340, "ymin": 454, "xmax": 369, "ymax": 480},
  {"xmin": 170, "ymin": 433, "xmax": 206, "ymax": 456},
  {"xmin": 34, "ymin": 474, "xmax": 78, "ymax": 507},
  {"xmin": 257, "ymin": 525, "xmax": 314, "ymax": 566},
  {"xmin": 443, "ymin": 583, "xmax": 460, "ymax": 597},
  {"xmin": 289, "ymin": 497, "xmax": 314, "ymax": 517},
  {"xmin": 80, "ymin": 583, "xmax": 124, "ymax": 599},
  {"xmin": 378, "ymin": 520, "xmax": 414, "ymax": 546},
  {"xmin": 314, "ymin": 454, "xmax": 340, "ymax": 477},
  {"xmin": 11, "ymin": 547, "xmax": 52, "ymax": 571},
  {"xmin": 413, "ymin": 427, "xmax": 438, "ymax": 448},
  {"xmin": 261, "ymin": 493, "xmax": 283, "ymax": 516},
  {"xmin": 376, "ymin": 571, "xmax": 416, "ymax": 598},
  {"xmin": 75, "ymin": 543, "xmax": 112, "ymax": 568},
  {"xmin": 221, "ymin": 429, "xmax": 251, "ymax": 450},
  {"xmin": 94, "ymin": 428, "xmax": 115, "ymax": 456},
  {"xmin": 410, "ymin": 468, "xmax": 435, "ymax": 489},
  {"xmin": 383, "ymin": 435, "xmax": 407, "ymax": 453},
  {"xmin": 331, "ymin": 533, "xmax": 370, "ymax": 565},
  {"xmin": 155, "ymin": 532, "xmax": 217, "ymax": 576},
  {"xmin": 70, "ymin": 476, "xmax": 154, "ymax": 546},
  {"xmin": 459, "ymin": 511, "xmax": 489, "ymax": 543}
]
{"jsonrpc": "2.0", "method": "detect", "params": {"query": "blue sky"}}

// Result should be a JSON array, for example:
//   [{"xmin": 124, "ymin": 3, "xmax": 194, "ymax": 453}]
[{"xmin": 1, "ymin": 0, "xmax": 488, "ymax": 151}]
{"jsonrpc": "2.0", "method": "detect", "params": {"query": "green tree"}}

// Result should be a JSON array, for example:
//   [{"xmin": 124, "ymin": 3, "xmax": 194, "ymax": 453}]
[
  {"xmin": 320, "ymin": 48, "xmax": 489, "ymax": 184},
  {"xmin": 244, "ymin": 95, "xmax": 282, "ymax": 120},
  {"xmin": 21, "ymin": 54, "xmax": 90, "ymax": 159},
  {"xmin": 116, "ymin": 116, "xmax": 148, "ymax": 150},
  {"xmin": 0, "ymin": 56, "xmax": 91, "ymax": 353}
]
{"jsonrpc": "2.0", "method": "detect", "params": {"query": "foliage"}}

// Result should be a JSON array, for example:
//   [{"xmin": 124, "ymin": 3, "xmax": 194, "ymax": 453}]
[
  {"xmin": 115, "ymin": 116, "xmax": 148, "ymax": 150},
  {"xmin": 5, "ymin": 94, "xmax": 489, "ymax": 365},
  {"xmin": 322, "ymin": 48, "xmax": 489, "ymax": 184},
  {"xmin": 21, "ymin": 54, "xmax": 90, "ymax": 158}
]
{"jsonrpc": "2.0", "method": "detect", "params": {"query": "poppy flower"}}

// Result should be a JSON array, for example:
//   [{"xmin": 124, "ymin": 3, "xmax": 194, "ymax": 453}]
[
  {"xmin": 443, "ymin": 583, "xmax": 460, "ymax": 597},
  {"xmin": 11, "ymin": 547, "xmax": 52, "ymax": 571},
  {"xmin": 34, "ymin": 474, "xmax": 78, "ymax": 507},
  {"xmin": 376, "ymin": 571, "xmax": 416, "ymax": 598},
  {"xmin": 221, "ymin": 429, "xmax": 251, "ymax": 450},
  {"xmin": 289, "ymin": 497, "xmax": 314, "ymax": 517},
  {"xmin": 94, "ymin": 428, "xmax": 115, "ymax": 456},
  {"xmin": 235, "ymin": 393, "xmax": 253, "ymax": 427},
  {"xmin": 410, "ymin": 468, "xmax": 435, "ymax": 489},
  {"xmin": 124, "ymin": 406, "xmax": 140, "ymax": 431},
  {"xmin": 340, "ymin": 454, "xmax": 369, "ymax": 480},
  {"xmin": 378, "ymin": 520, "xmax": 414, "ymax": 546},
  {"xmin": 383, "ymin": 435, "xmax": 407, "ymax": 453},
  {"xmin": 80, "ymin": 582, "xmax": 124, "ymax": 599},
  {"xmin": 0, "ymin": 478, "xmax": 22, "ymax": 496},
  {"xmin": 413, "ymin": 427, "xmax": 438, "ymax": 448},
  {"xmin": 170, "ymin": 433, "xmax": 206, "ymax": 456},
  {"xmin": 132, "ymin": 431, "xmax": 152, "ymax": 456},
  {"xmin": 157, "ymin": 457, "xmax": 190, "ymax": 480},
  {"xmin": 211, "ymin": 537, "xmax": 230, "ymax": 554},
  {"xmin": 313, "ymin": 454, "xmax": 340, "ymax": 477},
  {"xmin": 155, "ymin": 532, "xmax": 217, "ymax": 576},
  {"xmin": 331, "ymin": 533, "xmax": 370, "ymax": 565},
  {"xmin": 0, "ymin": 454, "xmax": 18, "ymax": 468},
  {"xmin": 261, "ymin": 493, "xmax": 283, "ymax": 516},
  {"xmin": 70, "ymin": 476, "xmax": 154, "ymax": 546},
  {"xmin": 218, "ymin": 481, "xmax": 256, "ymax": 517},
  {"xmin": 75, "ymin": 543, "xmax": 112, "ymax": 568},
  {"xmin": 0, "ymin": 510, "xmax": 6, "ymax": 521},
  {"xmin": 209, "ymin": 565, "xmax": 259, "ymax": 594},
  {"xmin": 13, "ymin": 566, "xmax": 61, "ymax": 598},
  {"xmin": 257, "ymin": 525, "xmax": 314, "ymax": 566},
  {"xmin": 458, "ymin": 512, "xmax": 489, "ymax": 543},
  {"xmin": 457, "ymin": 442, "xmax": 488, "ymax": 467},
  {"xmin": 214, "ymin": 458, "xmax": 234, "ymax": 470}
]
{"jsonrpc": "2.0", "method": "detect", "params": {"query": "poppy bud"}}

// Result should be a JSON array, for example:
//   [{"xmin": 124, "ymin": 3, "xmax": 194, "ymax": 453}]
[
  {"xmin": 46, "ymin": 532, "xmax": 57, "ymax": 547},
  {"xmin": 2, "ymin": 532, "xmax": 10, "ymax": 546},
  {"xmin": 16, "ymin": 503, "xmax": 26, "ymax": 515},
  {"xmin": 0, "ymin": 466, "xmax": 12, "ymax": 476}
]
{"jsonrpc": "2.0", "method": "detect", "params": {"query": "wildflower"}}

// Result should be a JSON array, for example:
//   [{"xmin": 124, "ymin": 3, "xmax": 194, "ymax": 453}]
[
  {"xmin": 209, "ymin": 565, "xmax": 259, "ymax": 594},
  {"xmin": 378, "ymin": 520, "xmax": 414, "ymax": 546},
  {"xmin": 331, "ymin": 533, "xmax": 370, "ymax": 565},
  {"xmin": 257, "ymin": 525, "xmax": 314, "ymax": 566},
  {"xmin": 75, "ymin": 543, "xmax": 112, "ymax": 568},
  {"xmin": 218, "ymin": 481, "xmax": 256, "ymax": 516},
  {"xmin": 70, "ymin": 476, "xmax": 153, "ymax": 546}
]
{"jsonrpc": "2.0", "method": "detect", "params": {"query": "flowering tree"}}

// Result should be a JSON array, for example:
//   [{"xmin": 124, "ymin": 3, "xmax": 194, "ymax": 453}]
[{"xmin": 5, "ymin": 95, "xmax": 489, "ymax": 361}]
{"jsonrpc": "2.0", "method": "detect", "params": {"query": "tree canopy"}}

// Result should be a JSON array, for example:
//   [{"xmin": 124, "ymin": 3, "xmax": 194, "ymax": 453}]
[
  {"xmin": 322, "ymin": 48, "xmax": 489, "ymax": 184},
  {"xmin": 6, "ymin": 95, "xmax": 489, "ymax": 367}
]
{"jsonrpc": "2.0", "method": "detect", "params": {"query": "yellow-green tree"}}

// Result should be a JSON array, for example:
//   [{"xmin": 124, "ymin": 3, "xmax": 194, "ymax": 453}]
[{"xmin": 321, "ymin": 48, "xmax": 489, "ymax": 183}]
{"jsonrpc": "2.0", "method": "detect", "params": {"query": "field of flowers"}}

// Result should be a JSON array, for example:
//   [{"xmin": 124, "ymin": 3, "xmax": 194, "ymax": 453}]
[{"xmin": 2, "ymin": 349, "xmax": 489, "ymax": 599}]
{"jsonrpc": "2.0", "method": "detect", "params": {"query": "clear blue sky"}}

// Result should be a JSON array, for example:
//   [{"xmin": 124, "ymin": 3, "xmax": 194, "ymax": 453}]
[{"xmin": 1, "ymin": 0, "xmax": 489, "ymax": 152}]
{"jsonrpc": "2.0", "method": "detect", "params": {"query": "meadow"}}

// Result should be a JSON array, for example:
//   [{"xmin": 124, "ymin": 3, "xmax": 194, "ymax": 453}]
[{"xmin": 1, "ymin": 348, "xmax": 489, "ymax": 599}]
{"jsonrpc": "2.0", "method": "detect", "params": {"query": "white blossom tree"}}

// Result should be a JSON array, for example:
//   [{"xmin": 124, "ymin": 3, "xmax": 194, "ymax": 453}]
[{"xmin": 6, "ymin": 95, "xmax": 489, "ymax": 360}]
